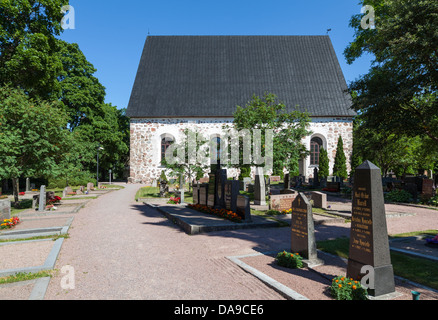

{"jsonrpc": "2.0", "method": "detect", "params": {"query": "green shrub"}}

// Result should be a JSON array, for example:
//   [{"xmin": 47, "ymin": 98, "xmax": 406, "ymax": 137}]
[
  {"xmin": 276, "ymin": 251, "xmax": 304, "ymax": 269},
  {"xmin": 427, "ymin": 194, "xmax": 438, "ymax": 207},
  {"xmin": 330, "ymin": 276, "xmax": 368, "ymax": 300},
  {"xmin": 384, "ymin": 189, "xmax": 413, "ymax": 203}
]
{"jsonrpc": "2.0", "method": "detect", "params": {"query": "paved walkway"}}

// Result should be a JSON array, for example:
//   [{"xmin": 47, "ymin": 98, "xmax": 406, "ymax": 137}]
[
  {"xmin": 2, "ymin": 184, "xmax": 437, "ymax": 300},
  {"xmin": 44, "ymin": 184, "xmax": 288, "ymax": 300}
]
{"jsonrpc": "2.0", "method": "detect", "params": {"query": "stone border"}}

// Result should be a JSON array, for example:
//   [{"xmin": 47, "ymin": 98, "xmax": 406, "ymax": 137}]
[
  {"xmin": 16, "ymin": 200, "xmax": 89, "ymax": 217},
  {"xmin": 0, "ymin": 217, "xmax": 74, "ymax": 240},
  {"xmin": 227, "ymin": 252, "xmax": 309, "ymax": 301},
  {"xmin": 0, "ymin": 238, "xmax": 64, "ymax": 277},
  {"xmin": 145, "ymin": 203, "xmax": 280, "ymax": 235},
  {"xmin": 28, "ymin": 277, "xmax": 51, "ymax": 300}
]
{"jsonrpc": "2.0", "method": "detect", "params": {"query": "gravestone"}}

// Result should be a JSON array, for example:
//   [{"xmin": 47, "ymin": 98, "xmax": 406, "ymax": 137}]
[
  {"xmin": 280, "ymin": 189, "xmax": 295, "ymax": 195},
  {"xmin": 347, "ymin": 160, "xmax": 395, "ymax": 297},
  {"xmin": 311, "ymin": 191, "xmax": 327, "ymax": 209},
  {"xmin": 313, "ymin": 167, "xmax": 320, "ymax": 188},
  {"xmin": 46, "ymin": 191, "xmax": 56, "ymax": 203},
  {"xmin": 326, "ymin": 181, "xmax": 340, "ymax": 192},
  {"xmin": 284, "ymin": 174, "xmax": 291, "ymax": 189},
  {"xmin": 0, "ymin": 199, "xmax": 11, "ymax": 222},
  {"xmin": 199, "ymin": 184, "xmax": 208, "ymax": 206},
  {"xmin": 207, "ymin": 172, "xmax": 216, "ymax": 207},
  {"xmin": 216, "ymin": 169, "xmax": 227, "ymax": 209},
  {"xmin": 243, "ymin": 177, "xmax": 252, "ymax": 191},
  {"xmin": 291, "ymin": 193, "xmax": 323, "ymax": 267},
  {"xmin": 192, "ymin": 184, "xmax": 200, "ymax": 205},
  {"xmin": 87, "ymin": 183, "xmax": 94, "ymax": 192},
  {"xmin": 26, "ymin": 178, "xmax": 31, "ymax": 192},
  {"xmin": 38, "ymin": 185, "xmax": 46, "ymax": 212},
  {"xmin": 422, "ymin": 179, "xmax": 434, "ymax": 199},
  {"xmin": 224, "ymin": 180, "xmax": 240, "ymax": 213},
  {"xmin": 76, "ymin": 186, "xmax": 84, "ymax": 195},
  {"xmin": 270, "ymin": 193, "xmax": 297, "ymax": 212},
  {"xmin": 270, "ymin": 176, "xmax": 281, "ymax": 183},
  {"xmin": 320, "ymin": 178, "xmax": 327, "ymax": 189},
  {"xmin": 254, "ymin": 167, "xmax": 266, "ymax": 206},
  {"xmin": 236, "ymin": 195, "xmax": 251, "ymax": 222}
]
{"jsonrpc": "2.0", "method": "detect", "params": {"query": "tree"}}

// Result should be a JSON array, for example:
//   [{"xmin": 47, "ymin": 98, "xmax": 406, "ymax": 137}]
[
  {"xmin": 318, "ymin": 148, "xmax": 329, "ymax": 179},
  {"xmin": 0, "ymin": 0, "xmax": 69, "ymax": 99},
  {"xmin": 332, "ymin": 136, "xmax": 348, "ymax": 179},
  {"xmin": 345, "ymin": 0, "xmax": 438, "ymax": 143},
  {"xmin": 232, "ymin": 93, "xmax": 311, "ymax": 176},
  {"xmin": 0, "ymin": 86, "xmax": 71, "ymax": 206},
  {"xmin": 161, "ymin": 129, "xmax": 210, "ymax": 192},
  {"xmin": 57, "ymin": 40, "xmax": 107, "ymax": 129}
]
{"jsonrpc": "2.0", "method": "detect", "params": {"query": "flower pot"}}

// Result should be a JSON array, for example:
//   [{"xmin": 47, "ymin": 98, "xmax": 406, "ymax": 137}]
[{"xmin": 411, "ymin": 291, "xmax": 421, "ymax": 300}]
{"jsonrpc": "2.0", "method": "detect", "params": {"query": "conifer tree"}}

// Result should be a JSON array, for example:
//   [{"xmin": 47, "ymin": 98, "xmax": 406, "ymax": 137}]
[
  {"xmin": 318, "ymin": 147, "xmax": 330, "ymax": 178},
  {"xmin": 333, "ymin": 136, "xmax": 348, "ymax": 179}
]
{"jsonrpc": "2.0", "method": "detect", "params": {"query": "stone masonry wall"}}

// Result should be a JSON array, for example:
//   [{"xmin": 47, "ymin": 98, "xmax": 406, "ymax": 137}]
[{"xmin": 129, "ymin": 117, "xmax": 353, "ymax": 185}]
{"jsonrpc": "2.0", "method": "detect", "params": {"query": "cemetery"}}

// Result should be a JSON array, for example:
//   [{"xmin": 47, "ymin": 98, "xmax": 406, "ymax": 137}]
[
  {"xmin": 0, "ymin": 0, "xmax": 437, "ymax": 304},
  {"xmin": 136, "ymin": 158, "xmax": 438, "ymax": 300}
]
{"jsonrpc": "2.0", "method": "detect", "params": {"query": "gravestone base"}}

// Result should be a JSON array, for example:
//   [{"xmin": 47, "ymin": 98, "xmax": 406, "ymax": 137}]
[
  {"xmin": 347, "ymin": 260, "xmax": 395, "ymax": 297},
  {"xmin": 302, "ymin": 257, "xmax": 324, "ymax": 268}
]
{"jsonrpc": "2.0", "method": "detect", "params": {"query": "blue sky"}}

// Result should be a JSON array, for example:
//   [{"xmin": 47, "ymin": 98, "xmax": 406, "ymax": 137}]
[{"xmin": 60, "ymin": 0, "xmax": 373, "ymax": 110}]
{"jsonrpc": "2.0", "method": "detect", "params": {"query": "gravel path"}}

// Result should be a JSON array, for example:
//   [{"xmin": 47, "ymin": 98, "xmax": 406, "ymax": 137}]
[
  {"xmin": 44, "ymin": 184, "xmax": 287, "ymax": 300},
  {"xmin": 42, "ymin": 186, "xmax": 438, "ymax": 300}
]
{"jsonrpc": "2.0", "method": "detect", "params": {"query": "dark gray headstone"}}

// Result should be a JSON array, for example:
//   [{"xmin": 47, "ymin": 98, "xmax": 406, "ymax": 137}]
[
  {"xmin": 207, "ymin": 172, "xmax": 216, "ymax": 207},
  {"xmin": 199, "ymin": 184, "xmax": 208, "ymax": 206},
  {"xmin": 254, "ymin": 167, "xmax": 266, "ymax": 206},
  {"xmin": 236, "ymin": 195, "xmax": 251, "ymax": 222},
  {"xmin": 284, "ymin": 173, "xmax": 290, "ymax": 189},
  {"xmin": 192, "ymin": 184, "xmax": 200, "ymax": 205},
  {"xmin": 291, "ymin": 193, "xmax": 323, "ymax": 267},
  {"xmin": 347, "ymin": 160, "xmax": 395, "ymax": 297},
  {"xmin": 313, "ymin": 167, "xmax": 320, "ymax": 187},
  {"xmin": 224, "ymin": 180, "xmax": 240, "ymax": 213}
]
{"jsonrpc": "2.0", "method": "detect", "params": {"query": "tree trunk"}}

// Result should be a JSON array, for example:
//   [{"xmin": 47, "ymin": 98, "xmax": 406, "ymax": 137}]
[{"xmin": 12, "ymin": 177, "xmax": 19, "ymax": 208}]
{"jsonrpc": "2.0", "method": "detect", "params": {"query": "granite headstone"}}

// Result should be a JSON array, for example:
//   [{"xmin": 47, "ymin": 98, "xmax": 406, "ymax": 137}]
[
  {"xmin": 347, "ymin": 160, "xmax": 395, "ymax": 297},
  {"xmin": 291, "ymin": 193, "xmax": 323, "ymax": 267}
]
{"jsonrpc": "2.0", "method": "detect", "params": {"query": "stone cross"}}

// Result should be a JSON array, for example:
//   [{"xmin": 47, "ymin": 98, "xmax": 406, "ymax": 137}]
[
  {"xmin": 291, "ymin": 193, "xmax": 323, "ymax": 267},
  {"xmin": 347, "ymin": 160, "xmax": 395, "ymax": 297}
]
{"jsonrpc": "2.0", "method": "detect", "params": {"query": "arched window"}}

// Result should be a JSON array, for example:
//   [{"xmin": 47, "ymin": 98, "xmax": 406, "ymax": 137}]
[
  {"xmin": 310, "ymin": 137, "xmax": 323, "ymax": 166},
  {"xmin": 161, "ymin": 134, "xmax": 175, "ymax": 163}
]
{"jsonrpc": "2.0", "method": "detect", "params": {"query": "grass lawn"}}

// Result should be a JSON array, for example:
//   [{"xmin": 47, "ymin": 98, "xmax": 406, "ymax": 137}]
[
  {"xmin": 316, "ymin": 231, "xmax": 438, "ymax": 290},
  {"xmin": 135, "ymin": 186, "xmax": 193, "ymax": 203}
]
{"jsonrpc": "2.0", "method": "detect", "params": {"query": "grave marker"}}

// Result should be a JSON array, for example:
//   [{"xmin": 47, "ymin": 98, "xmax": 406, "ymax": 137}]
[
  {"xmin": 347, "ymin": 160, "xmax": 395, "ymax": 297},
  {"xmin": 0, "ymin": 199, "xmax": 11, "ymax": 221},
  {"xmin": 254, "ymin": 167, "xmax": 266, "ymax": 206},
  {"xmin": 224, "ymin": 180, "xmax": 240, "ymax": 214},
  {"xmin": 270, "ymin": 193, "xmax": 297, "ymax": 212},
  {"xmin": 236, "ymin": 195, "xmax": 251, "ymax": 222},
  {"xmin": 291, "ymin": 193, "xmax": 323, "ymax": 267},
  {"xmin": 199, "ymin": 184, "xmax": 208, "ymax": 206},
  {"xmin": 38, "ymin": 185, "xmax": 46, "ymax": 212}
]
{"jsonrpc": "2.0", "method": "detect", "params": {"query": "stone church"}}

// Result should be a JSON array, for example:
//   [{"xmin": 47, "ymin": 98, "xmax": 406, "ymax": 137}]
[{"xmin": 126, "ymin": 35, "xmax": 355, "ymax": 185}]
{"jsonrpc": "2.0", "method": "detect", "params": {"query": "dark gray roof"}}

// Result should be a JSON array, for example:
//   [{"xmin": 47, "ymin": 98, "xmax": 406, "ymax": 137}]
[{"xmin": 127, "ymin": 36, "xmax": 355, "ymax": 118}]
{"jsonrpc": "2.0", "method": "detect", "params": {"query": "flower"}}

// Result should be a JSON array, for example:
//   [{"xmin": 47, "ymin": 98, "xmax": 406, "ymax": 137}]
[
  {"xmin": 338, "ymin": 284, "xmax": 342, "ymax": 288},
  {"xmin": 352, "ymin": 285, "xmax": 357, "ymax": 290}
]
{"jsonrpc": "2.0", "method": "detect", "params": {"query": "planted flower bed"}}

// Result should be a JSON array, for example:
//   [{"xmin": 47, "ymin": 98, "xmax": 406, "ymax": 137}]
[
  {"xmin": 187, "ymin": 204, "xmax": 242, "ymax": 223},
  {"xmin": 1, "ymin": 217, "xmax": 20, "ymax": 230},
  {"xmin": 330, "ymin": 276, "xmax": 368, "ymax": 300}
]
